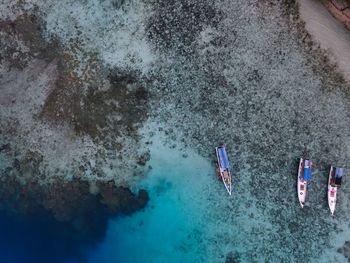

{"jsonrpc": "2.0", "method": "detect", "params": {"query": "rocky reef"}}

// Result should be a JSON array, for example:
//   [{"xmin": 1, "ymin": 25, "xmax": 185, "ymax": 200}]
[
  {"xmin": 0, "ymin": 1, "xmax": 151, "ymax": 253},
  {"xmin": 0, "ymin": 146, "xmax": 149, "ymax": 239}
]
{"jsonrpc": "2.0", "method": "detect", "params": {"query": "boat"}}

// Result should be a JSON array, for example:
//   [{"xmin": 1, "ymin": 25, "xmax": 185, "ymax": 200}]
[
  {"xmin": 215, "ymin": 146, "xmax": 232, "ymax": 195},
  {"xmin": 297, "ymin": 158, "xmax": 313, "ymax": 208},
  {"xmin": 328, "ymin": 166, "xmax": 343, "ymax": 215}
]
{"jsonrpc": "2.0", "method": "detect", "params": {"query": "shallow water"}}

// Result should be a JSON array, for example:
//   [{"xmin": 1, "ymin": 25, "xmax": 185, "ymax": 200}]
[
  {"xmin": 87, "ymin": 138, "xmax": 216, "ymax": 263},
  {"xmin": 0, "ymin": 137, "xmax": 224, "ymax": 263},
  {"xmin": 1, "ymin": 130, "xmax": 349, "ymax": 263}
]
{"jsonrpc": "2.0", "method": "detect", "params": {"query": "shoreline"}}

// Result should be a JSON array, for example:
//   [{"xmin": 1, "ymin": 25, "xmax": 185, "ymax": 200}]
[
  {"xmin": 298, "ymin": 0, "xmax": 350, "ymax": 82},
  {"xmin": 323, "ymin": 0, "xmax": 350, "ymax": 31}
]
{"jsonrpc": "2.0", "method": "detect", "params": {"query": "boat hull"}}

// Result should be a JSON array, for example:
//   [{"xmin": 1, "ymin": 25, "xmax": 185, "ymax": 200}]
[
  {"xmin": 328, "ymin": 166, "xmax": 337, "ymax": 215},
  {"xmin": 297, "ymin": 158, "xmax": 307, "ymax": 208},
  {"xmin": 215, "ymin": 147, "xmax": 232, "ymax": 195}
]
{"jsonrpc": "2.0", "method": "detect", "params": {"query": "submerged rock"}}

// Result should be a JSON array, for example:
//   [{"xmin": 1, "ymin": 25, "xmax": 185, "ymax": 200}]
[
  {"xmin": 137, "ymin": 151, "xmax": 151, "ymax": 166},
  {"xmin": 0, "ymin": 171, "xmax": 149, "ymax": 219},
  {"xmin": 0, "ymin": 143, "xmax": 11, "ymax": 153},
  {"xmin": 225, "ymin": 251, "xmax": 240, "ymax": 263},
  {"xmin": 339, "ymin": 241, "xmax": 350, "ymax": 261},
  {"xmin": 98, "ymin": 181, "xmax": 149, "ymax": 214}
]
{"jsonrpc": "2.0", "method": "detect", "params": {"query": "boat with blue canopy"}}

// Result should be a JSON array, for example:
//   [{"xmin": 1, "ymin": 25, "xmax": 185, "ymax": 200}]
[
  {"xmin": 215, "ymin": 146, "xmax": 232, "ymax": 195},
  {"xmin": 297, "ymin": 158, "xmax": 313, "ymax": 208},
  {"xmin": 328, "ymin": 166, "xmax": 344, "ymax": 215}
]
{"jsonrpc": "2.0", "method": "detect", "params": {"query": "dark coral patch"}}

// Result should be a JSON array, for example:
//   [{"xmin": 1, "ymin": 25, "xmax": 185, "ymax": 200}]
[
  {"xmin": 72, "ymin": 69, "xmax": 150, "ymax": 139},
  {"xmin": 225, "ymin": 251, "xmax": 241, "ymax": 263},
  {"xmin": 338, "ymin": 241, "xmax": 350, "ymax": 261},
  {"xmin": 0, "ymin": 175, "xmax": 148, "ymax": 263},
  {"xmin": 0, "ymin": 165, "xmax": 149, "ymax": 222},
  {"xmin": 0, "ymin": 12, "xmax": 151, "ymax": 146},
  {"xmin": 41, "ymin": 65, "xmax": 150, "ymax": 144},
  {"xmin": 0, "ymin": 14, "xmax": 61, "ymax": 69},
  {"xmin": 0, "ymin": 167, "xmax": 149, "ymax": 254},
  {"xmin": 99, "ymin": 181, "xmax": 149, "ymax": 214},
  {"xmin": 146, "ymin": 0, "xmax": 223, "ymax": 55}
]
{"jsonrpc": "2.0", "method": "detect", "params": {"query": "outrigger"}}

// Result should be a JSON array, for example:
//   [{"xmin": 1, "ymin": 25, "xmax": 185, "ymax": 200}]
[
  {"xmin": 215, "ymin": 146, "xmax": 232, "ymax": 195},
  {"xmin": 297, "ymin": 158, "xmax": 313, "ymax": 208},
  {"xmin": 328, "ymin": 166, "xmax": 343, "ymax": 215}
]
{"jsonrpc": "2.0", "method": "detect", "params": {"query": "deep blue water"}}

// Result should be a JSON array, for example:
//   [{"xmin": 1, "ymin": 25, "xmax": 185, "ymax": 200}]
[
  {"xmin": 0, "ymin": 212, "xmax": 85, "ymax": 263},
  {"xmin": 0, "ymin": 142, "xmax": 214, "ymax": 263}
]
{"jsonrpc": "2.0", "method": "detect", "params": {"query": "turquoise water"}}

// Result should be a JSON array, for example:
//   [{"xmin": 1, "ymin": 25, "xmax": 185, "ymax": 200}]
[
  {"xmin": 0, "ymin": 133, "xmax": 349, "ymax": 262},
  {"xmin": 0, "ymin": 138, "xmax": 238, "ymax": 263},
  {"xmin": 84, "ymin": 133, "xmax": 350, "ymax": 262},
  {"xmin": 87, "ymin": 139, "xmax": 216, "ymax": 262}
]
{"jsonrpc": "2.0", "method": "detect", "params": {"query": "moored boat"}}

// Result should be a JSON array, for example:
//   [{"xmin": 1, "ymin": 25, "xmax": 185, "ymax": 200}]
[
  {"xmin": 328, "ymin": 166, "xmax": 343, "ymax": 215},
  {"xmin": 297, "ymin": 158, "xmax": 313, "ymax": 208},
  {"xmin": 215, "ymin": 146, "xmax": 232, "ymax": 195}
]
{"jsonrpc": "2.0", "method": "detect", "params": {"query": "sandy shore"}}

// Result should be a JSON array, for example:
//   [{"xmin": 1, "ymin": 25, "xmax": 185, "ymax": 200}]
[{"xmin": 298, "ymin": 0, "xmax": 350, "ymax": 81}]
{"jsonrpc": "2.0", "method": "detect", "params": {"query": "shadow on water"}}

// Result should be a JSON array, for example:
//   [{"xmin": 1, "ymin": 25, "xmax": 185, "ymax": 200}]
[{"xmin": 0, "ymin": 208, "xmax": 110, "ymax": 263}]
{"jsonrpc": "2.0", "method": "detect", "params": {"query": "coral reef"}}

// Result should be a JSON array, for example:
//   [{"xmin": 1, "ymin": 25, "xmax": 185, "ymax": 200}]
[
  {"xmin": 1, "ymin": 0, "xmax": 350, "ymax": 261},
  {"xmin": 0, "ymin": 10, "xmax": 151, "ymax": 186},
  {"xmin": 0, "ymin": 158, "xmax": 149, "ymax": 232},
  {"xmin": 0, "ymin": 2, "xmax": 151, "ymax": 251}
]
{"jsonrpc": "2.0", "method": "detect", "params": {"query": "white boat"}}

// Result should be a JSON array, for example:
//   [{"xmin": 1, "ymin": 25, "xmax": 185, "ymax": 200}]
[
  {"xmin": 215, "ymin": 146, "xmax": 232, "ymax": 195},
  {"xmin": 297, "ymin": 158, "xmax": 313, "ymax": 208},
  {"xmin": 328, "ymin": 166, "xmax": 343, "ymax": 215}
]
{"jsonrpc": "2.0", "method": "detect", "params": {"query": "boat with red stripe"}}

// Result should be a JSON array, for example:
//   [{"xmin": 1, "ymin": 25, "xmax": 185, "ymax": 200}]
[
  {"xmin": 215, "ymin": 146, "xmax": 232, "ymax": 195},
  {"xmin": 328, "ymin": 166, "xmax": 343, "ymax": 215},
  {"xmin": 297, "ymin": 158, "xmax": 314, "ymax": 208}
]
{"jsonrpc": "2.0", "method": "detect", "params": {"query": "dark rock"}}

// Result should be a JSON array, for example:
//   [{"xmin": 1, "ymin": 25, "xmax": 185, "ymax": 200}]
[
  {"xmin": 338, "ymin": 241, "xmax": 350, "ymax": 260},
  {"xmin": 0, "ymin": 143, "xmax": 11, "ymax": 153},
  {"xmin": 11, "ymin": 151, "xmax": 44, "ymax": 177},
  {"xmin": 24, "ymin": 150, "xmax": 43, "ymax": 169},
  {"xmin": 135, "ymin": 86, "xmax": 149, "ymax": 101},
  {"xmin": 225, "ymin": 251, "xmax": 240, "ymax": 263},
  {"xmin": 137, "ymin": 151, "xmax": 151, "ymax": 166},
  {"xmin": 98, "ymin": 181, "xmax": 149, "ymax": 214},
  {"xmin": 0, "ymin": 173, "xmax": 149, "ymax": 232},
  {"xmin": 12, "ymin": 158, "xmax": 20, "ymax": 171},
  {"xmin": 111, "ymin": 0, "xmax": 125, "ymax": 9}
]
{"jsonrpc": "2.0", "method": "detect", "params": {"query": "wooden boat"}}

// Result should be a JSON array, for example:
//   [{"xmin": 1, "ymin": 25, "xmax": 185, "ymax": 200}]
[
  {"xmin": 328, "ymin": 166, "xmax": 343, "ymax": 215},
  {"xmin": 297, "ymin": 158, "xmax": 313, "ymax": 208},
  {"xmin": 215, "ymin": 146, "xmax": 232, "ymax": 195}
]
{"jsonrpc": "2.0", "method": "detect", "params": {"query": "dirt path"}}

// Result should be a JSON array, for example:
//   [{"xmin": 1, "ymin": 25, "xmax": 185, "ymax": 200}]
[{"xmin": 298, "ymin": 0, "xmax": 350, "ymax": 81}]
